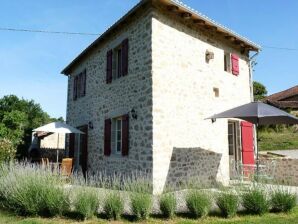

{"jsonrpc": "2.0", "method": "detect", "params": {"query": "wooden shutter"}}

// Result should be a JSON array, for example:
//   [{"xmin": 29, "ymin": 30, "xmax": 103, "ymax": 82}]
[
  {"xmin": 78, "ymin": 74, "xmax": 82, "ymax": 97},
  {"xmin": 104, "ymin": 119, "xmax": 112, "ymax": 156},
  {"xmin": 69, "ymin": 133, "xmax": 75, "ymax": 158},
  {"xmin": 82, "ymin": 70, "xmax": 86, "ymax": 96},
  {"xmin": 73, "ymin": 76, "xmax": 78, "ymax": 100},
  {"xmin": 121, "ymin": 39, "xmax": 129, "ymax": 76},
  {"xmin": 106, "ymin": 50, "xmax": 113, "ymax": 84},
  {"xmin": 231, "ymin": 54, "xmax": 239, "ymax": 76},
  {"xmin": 241, "ymin": 121, "xmax": 255, "ymax": 165},
  {"xmin": 121, "ymin": 114, "xmax": 129, "ymax": 156}
]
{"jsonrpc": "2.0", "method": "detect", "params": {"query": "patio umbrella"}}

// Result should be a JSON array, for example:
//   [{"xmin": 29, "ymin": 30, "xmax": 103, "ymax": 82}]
[
  {"xmin": 207, "ymin": 102, "xmax": 298, "ymax": 174},
  {"xmin": 33, "ymin": 122, "xmax": 84, "ymax": 162}
]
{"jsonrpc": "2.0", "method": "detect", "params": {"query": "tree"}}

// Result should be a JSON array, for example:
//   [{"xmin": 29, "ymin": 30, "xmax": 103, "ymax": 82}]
[
  {"xmin": 0, "ymin": 95, "xmax": 62, "ymax": 158},
  {"xmin": 253, "ymin": 81, "xmax": 268, "ymax": 101}
]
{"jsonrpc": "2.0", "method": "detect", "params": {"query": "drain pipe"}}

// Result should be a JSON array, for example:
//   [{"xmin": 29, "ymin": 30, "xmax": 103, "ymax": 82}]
[{"xmin": 249, "ymin": 51, "xmax": 260, "ymax": 164}]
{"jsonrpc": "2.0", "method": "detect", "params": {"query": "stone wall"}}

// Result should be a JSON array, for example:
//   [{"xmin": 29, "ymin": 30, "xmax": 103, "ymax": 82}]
[
  {"xmin": 151, "ymin": 6, "xmax": 252, "ymax": 193},
  {"xmin": 66, "ymin": 6, "xmax": 154, "ymax": 177},
  {"xmin": 164, "ymin": 148, "xmax": 222, "ymax": 189},
  {"xmin": 260, "ymin": 157, "xmax": 298, "ymax": 186}
]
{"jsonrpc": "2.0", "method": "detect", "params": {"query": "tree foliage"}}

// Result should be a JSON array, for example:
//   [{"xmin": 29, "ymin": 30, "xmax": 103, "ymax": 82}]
[
  {"xmin": 253, "ymin": 81, "xmax": 268, "ymax": 101},
  {"xmin": 0, "ymin": 95, "xmax": 62, "ymax": 158}
]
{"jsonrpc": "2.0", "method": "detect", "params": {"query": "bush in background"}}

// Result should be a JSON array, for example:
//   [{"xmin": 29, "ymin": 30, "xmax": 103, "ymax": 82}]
[
  {"xmin": 186, "ymin": 190, "xmax": 212, "ymax": 218},
  {"xmin": 159, "ymin": 193, "xmax": 176, "ymax": 219},
  {"xmin": 0, "ymin": 138, "xmax": 16, "ymax": 163},
  {"xmin": 216, "ymin": 191, "xmax": 239, "ymax": 218},
  {"xmin": 241, "ymin": 187, "xmax": 269, "ymax": 215},
  {"xmin": 103, "ymin": 192, "xmax": 124, "ymax": 220},
  {"xmin": 130, "ymin": 193, "xmax": 152, "ymax": 220},
  {"xmin": 73, "ymin": 188, "xmax": 99, "ymax": 220},
  {"xmin": 270, "ymin": 187, "xmax": 296, "ymax": 213}
]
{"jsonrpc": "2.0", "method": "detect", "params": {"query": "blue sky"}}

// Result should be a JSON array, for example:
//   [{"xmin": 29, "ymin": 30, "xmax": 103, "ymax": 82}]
[{"xmin": 0, "ymin": 0, "xmax": 297, "ymax": 119}]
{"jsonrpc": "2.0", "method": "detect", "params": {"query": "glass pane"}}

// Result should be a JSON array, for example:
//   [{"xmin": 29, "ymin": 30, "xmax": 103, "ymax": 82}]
[
  {"xmin": 117, "ymin": 142, "xmax": 121, "ymax": 152},
  {"xmin": 117, "ymin": 120, "xmax": 122, "ymax": 131},
  {"xmin": 117, "ymin": 131, "xmax": 121, "ymax": 141}
]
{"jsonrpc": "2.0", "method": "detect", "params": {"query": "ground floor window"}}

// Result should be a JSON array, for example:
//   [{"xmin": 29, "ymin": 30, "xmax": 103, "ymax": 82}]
[{"xmin": 111, "ymin": 117, "xmax": 123, "ymax": 154}]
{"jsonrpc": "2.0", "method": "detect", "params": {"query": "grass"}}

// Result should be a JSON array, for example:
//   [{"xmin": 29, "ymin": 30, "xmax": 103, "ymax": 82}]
[
  {"xmin": 259, "ymin": 128, "xmax": 298, "ymax": 151},
  {"xmin": 1, "ymin": 208, "xmax": 298, "ymax": 224}
]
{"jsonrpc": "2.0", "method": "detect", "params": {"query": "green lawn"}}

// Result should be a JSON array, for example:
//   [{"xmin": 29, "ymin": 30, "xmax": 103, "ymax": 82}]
[
  {"xmin": 259, "ymin": 129, "xmax": 298, "ymax": 151},
  {"xmin": 1, "ymin": 208, "xmax": 298, "ymax": 224}
]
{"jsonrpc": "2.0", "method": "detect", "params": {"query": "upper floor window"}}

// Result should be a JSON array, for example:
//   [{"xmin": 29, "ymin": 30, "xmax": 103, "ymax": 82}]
[
  {"xmin": 106, "ymin": 38, "xmax": 129, "ymax": 84},
  {"xmin": 224, "ymin": 52, "xmax": 239, "ymax": 76},
  {"xmin": 73, "ymin": 69, "xmax": 86, "ymax": 101}
]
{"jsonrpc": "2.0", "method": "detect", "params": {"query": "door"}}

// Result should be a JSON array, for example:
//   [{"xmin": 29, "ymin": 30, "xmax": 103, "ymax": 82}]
[
  {"xmin": 228, "ymin": 121, "xmax": 241, "ymax": 162},
  {"xmin": 78, "ymin": 125, "xmax": 88, "ymax": 176},
  {"xmin": 241, "ymin": 121, "xmax": 254, "ymax": 165}
]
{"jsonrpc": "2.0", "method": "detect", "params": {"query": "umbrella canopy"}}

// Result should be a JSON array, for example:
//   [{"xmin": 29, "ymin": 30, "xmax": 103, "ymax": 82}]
[
  {"xmin": 33, "ymin": 122, "xmax": 84, "ymax": 134},
  {"xmin": 208, "ymin": 102, "xmax": 298, "ymax": 125}
]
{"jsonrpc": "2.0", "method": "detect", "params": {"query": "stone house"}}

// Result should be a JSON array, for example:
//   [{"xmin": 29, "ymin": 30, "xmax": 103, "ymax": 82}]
[{"xmin": 61, "ymin": 0, "xmax": 260, "ymax": 193}]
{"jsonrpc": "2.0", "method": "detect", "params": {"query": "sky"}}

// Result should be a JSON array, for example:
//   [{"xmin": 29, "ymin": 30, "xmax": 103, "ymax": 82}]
[{"xmin": 0, "ymin": 0, "xmax": 297, "ymax": 119}]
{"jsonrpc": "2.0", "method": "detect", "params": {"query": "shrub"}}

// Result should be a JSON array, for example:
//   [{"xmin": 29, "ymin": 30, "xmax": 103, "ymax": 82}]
[
  {"xmin": 0, "ymin": 162, "xmax": 69, "ymax": 216},
  {"xmin": 130, "ymin": 193, "xmax": 152, "ymax": 220},
  {"xmin": 73, "ymin": 189, "xmax": 99, "ymax": 220},
  {"xmin": 159, "ymin": 193, "xmax": 176, "ymax": 218},
  {"xmin": 216, "ymin": 192, "xmax": 239, "ymax": 218},
  {"xmin": 270, "ymin": 188, "xmax": 296, "ymax": 213},
  {"xmin": 103, "ymin": 192, "xmax": 124, "ymax": 220},
  {"xmin": 0, "ymin": 138, "xmax": 16, "ymax": 163},
  {"xmin": 241, "ymin": 187, "xmax": 269, "ymax": 215},
  {"xmin": 186, "ymin": 190, "xmax": 212, "ymax": 218}
]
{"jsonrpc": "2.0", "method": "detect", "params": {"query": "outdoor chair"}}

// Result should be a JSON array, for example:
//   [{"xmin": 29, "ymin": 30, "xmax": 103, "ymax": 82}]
[
  {"xmin": 41, "ymin": 158, "xmax": 49, "ymax": 167},
  {"xmin": 61, "ymin": 158, "xmax": 73, "ymax": 177}
]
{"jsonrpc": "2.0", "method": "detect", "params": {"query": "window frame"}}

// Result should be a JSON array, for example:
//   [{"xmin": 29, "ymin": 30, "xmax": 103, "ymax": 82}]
[
  {"xmin": 224, "ymin": 52, "xmax": 231, "ymax": 73},
  {"xmin": 111, "ymin": 117, "xmax": 123, "ymax": 155}
]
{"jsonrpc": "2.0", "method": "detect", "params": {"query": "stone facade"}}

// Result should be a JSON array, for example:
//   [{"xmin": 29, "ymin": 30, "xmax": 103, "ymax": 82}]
[
  {"xmin": 151, "ymin": 7, "xmax": 252, "ymax": 193},
  {"xmin": 65, "ymin": 3, "xmax": 254, "ymax": 194},
  {"xmin": 66, "ymin": 6, "xmax": 154, "ymax": 177}
]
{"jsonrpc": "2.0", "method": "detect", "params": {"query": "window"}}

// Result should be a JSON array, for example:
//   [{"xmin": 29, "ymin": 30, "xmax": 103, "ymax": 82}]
[
  {"xmin": 213, "ymin": 87, "xmax": 219, "ymax": 98},
  {"xmin": 228, "ymin": 122, "xmax": 236, "ymax": 156},
  {"xmin": 104, "ymin": 114, "xmax": 129, "ymax": 157},
  {"xmin": 73, "ymin": 70, "xmax": 86, "ymax": 100},
  {"xmin": 113, "ymin": 45, "xmax": 123, "ymax": 79},
  {"xmin": 224, "ymin": 52, "xmax": 231, "ymax": 73},
  {"xmin": 224, "ymin": 52, "xmax": 239, "ymax": 75},
  {"xmin": 106, "ymin": 39, "xmax": 129, "ymax": 84},
  {"xmin": 111, "ymin": 117, "xmax": 122, "ymax": 154}
]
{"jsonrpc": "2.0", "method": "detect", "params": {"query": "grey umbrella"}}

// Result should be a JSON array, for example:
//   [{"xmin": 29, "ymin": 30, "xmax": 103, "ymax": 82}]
[{"xmin": 208, "ymin": 102, "xmax": 298, "ymax": 176}]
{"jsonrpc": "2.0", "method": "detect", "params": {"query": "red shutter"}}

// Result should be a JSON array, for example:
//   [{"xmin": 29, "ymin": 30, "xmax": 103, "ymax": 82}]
[
  {"xmin": 104, "ymin": 119, "xmax": 112, "ymax": 156},
  {"xmin": 69, "ymin": 133, "xmax": 75, "ymax": 158},
  {"xmin": 73, "ymin": 76, "xmax": 78, "ymax": 100},
  {"xmin": 121, "ymin": 114, "xmax": 129, "ymax": 156},
  {"xmin": 121, "ymin": 39, "xmax": 129, "ymax": 76},
  {"xmin": 106, "ymin": 50, "xmax": 113, "ymax": 84},
  {"xmin": 241, "ymin": 121, "xmax": 255, "ymax": 165},
  {"xmin": 231, "ymin": 54, "xmax": 239, "ymax": 76}
]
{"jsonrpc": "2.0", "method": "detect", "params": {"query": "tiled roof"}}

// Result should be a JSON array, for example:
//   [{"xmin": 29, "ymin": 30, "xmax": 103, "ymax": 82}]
[
  {"xmin": 266, "ymin": 86, "xmax": 298, "ymax": 101},
  {"xmin": 62, "ymin": 0, "xmax": 261, "ymax": 75}
]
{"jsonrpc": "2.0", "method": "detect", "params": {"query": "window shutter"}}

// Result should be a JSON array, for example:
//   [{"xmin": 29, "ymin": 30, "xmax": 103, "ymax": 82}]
[
  {"xmin": 69, "ymin": 133, "xmax": 75, "ymax": 158},
  {"xmin": 121, "ymin": 114, "xmax": 129, "ymax": 156},
  {"xmin": 82, "ymin": 70, "xmax": 87, "ymax": 96},
  {"xmin": 78, "ymin": 74, "xmax": 82, "ymax": 97},
  {"xmin": 104, "ymin": 119, "xmax": 112, "ymax": 156},
  {"xmin": 121, "ymin": 39, "xmax": 129, "ymax": 76},
  {"xmin": 73, "ymin": 76, "xmax": 78, "ymax": 100},
  {"xmin": 231, "ymin": 54, "xmax": 239, "ymax": 76},
  {"xmin": 106, "ymin": 50, "xmax": 113, "ymax": 84}
]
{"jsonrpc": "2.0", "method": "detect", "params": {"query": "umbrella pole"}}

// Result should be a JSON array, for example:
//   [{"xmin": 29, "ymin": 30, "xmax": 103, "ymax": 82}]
[
  {"xmin": 57, "ymin": 133, "xmax": 60, "ymax": 163},
  {"xmin": 256, "ymin": 124, "xmax": 259, "ymax": 181}
]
